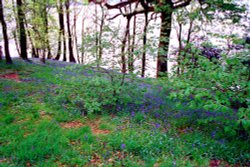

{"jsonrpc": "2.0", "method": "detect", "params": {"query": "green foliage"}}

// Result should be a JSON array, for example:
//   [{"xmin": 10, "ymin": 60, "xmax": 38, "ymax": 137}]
[
  {"xmin": 169, "ymin": 47, "xmax": 249, "ymax": 137},
  {"xmin": 55, "ymin": 68, "xmax": 144, "ymax": 115},
  {"xmin": 1, "ymin": 120, "xmax": 68, "ymax": 165},
  {"xmin": 3, "ymin": 114, "xmax": 15, "ymax": 124},
  {"xmin": 1, "ymin": 59, "xmax": 249, "ymax": 166}
]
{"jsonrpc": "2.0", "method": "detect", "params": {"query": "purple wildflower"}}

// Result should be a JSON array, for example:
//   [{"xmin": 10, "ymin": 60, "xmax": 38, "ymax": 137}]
[
  {"xmin": 121, "ymin": 143, "xmax": 126, "ymax": 149},
  {"xmin": 211, "ymin": 131, "xmax": 216, "ymax": 138},
  {"xmin": 155, "ymin": 123, "xmax": 161, "ymax": 129},
  {"xmin": 131, "ymin": 111, "xmax": 135, "ymax": 117}
]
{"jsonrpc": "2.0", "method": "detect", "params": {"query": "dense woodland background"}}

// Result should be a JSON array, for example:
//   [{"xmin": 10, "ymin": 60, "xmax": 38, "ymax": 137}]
[
  {"xmin": 0, "ymin": 0, "xmax": 248, "ymax": 76},
  {"xmin": 0, "ymin": 0, "xmax": 249, "ymax": 166}
]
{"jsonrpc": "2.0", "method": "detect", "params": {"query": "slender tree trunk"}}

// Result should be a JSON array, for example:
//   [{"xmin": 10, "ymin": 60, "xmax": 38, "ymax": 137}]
[
  {"xmin": 65, "ymin": 0, "xmax": 76, "ymax": 63},
  {"xmin": 157, "ymin": 9, "xmax": 173, "ymax": 77},
  {"xmin": 13, "ymin": 31, "xmax": 21, "ymax": 56},
  {"xmin": 81, "ymin": 16, "xmax": 85, "ymax": 64},
  {"xmin": 44, "ymin": 10, "xmax": 52, "ymax": 59},
  {"xmin": 129, "ymin": 15, "xmax": 137, "ymax": 73},
  {"xmin": 55, "ymin": 30, "xmax": 62, "ymax": 60},
  {"xmin": 141, "ymin": 11, "xmax": 148, "ymax": 77},
  {"xmin": 127, "ymin": 20, "xmax": 132, "ymax": 73},
  {"xmin": 98, "ymin": 4, "xmax": 105, "ymax": 65},
  {"xmin": 121, "ymin": 16, "xmax": 131, "ymax": 73},
  {"xmin": 56, "ymin": 0, "xmax": 66, "ymax": 61},
  {"xmin": 94, "ymin": 4, "xmax": 99, "ymax": 66},
  {"xmin": 0, "ymin": 0, "xmax": 12, "ymax": 64},
  {"xmin": 11, "ymin": 0, "xmax": 21, "ymax": 57},
  {"xmin": 24, "ymin": 16, "xmax": 38, "ymax": 58},
  {"xmin": 177, "ymin": 22, "xmax": 182, "ymax": 75},
  {"xmin": 73, "ymin": 5, "xmax": 79, "ymax": 63},
  {"xmin": 62, "ymin": 0, "xmax": 66, "ymax": 62},
  {"xmin": 16, "ymin": 0, "xmax": 28, "ymax": 60},
  {"xmin": 55, "ymin": 0, "xmax": 62, "ymax": 60}
]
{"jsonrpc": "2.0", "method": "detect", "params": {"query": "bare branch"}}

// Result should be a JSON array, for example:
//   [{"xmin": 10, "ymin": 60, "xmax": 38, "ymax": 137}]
[
  {"xmin": 105, "ymin": 0, "xmax": 138, "ymax": 9},
  {"xmin": 108, "ymin": 13, "xmax": 122, "ymax": 20},
  {"xmin": 173, "ymin": 0, "xmax": 192, "ymax": 9}
]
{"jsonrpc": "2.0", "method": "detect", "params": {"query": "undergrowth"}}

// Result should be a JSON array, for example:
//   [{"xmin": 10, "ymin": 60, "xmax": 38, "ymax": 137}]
[{"xmin": 0, "ymin": 59, "xmax": 249, "ymax": 166}]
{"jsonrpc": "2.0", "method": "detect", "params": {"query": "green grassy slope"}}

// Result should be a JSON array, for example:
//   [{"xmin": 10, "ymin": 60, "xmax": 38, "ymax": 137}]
[{"xmin": 0, "ymin": 59, "xmax": 249, "ymax": 167}]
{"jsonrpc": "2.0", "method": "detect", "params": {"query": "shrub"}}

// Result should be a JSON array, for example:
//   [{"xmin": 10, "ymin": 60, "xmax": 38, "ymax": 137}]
[
  {"xmin": 56, "ymin": 68, "xmax": 145, "ymax": 115},
  {"xmin": 169, "ymin": 48, "xmax": 249, "ymax": 138}
]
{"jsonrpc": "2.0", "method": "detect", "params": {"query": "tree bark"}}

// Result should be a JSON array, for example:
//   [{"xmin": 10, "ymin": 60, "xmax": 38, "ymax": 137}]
[
  {"xmin": 98, "ymin": 4, "xmax": 105, "ymax": 65},
  {"xmin": 129, "ymin": 15, "xmax": 137, "ymax": 73},
  {"xmin": 55, "ymin": 0, "xmax": 63, "ymax": 60},
  {"xmin": 94, "ymin": 4, "xmax": 99, "ymax": 66},
  {"xmin": 0, "ymin": 0, "xmax": 12, "ymax": 64},
  {"xmin": 16, "ymin": 0, "xmax": 28, "ymax": 60},
  {"xmin": 121, "ymin": 16, "xmax": 131, "ymax": 73},
  {"xmin": 55, "ymin": 0, "xmax": 66, "ymax": 61},
  {"xmin": 81, "ymin": 16, "xmax": 85, "ymax": 64},
  {"xmin": 44, "ymin": 9, "xmax": 52, "ymax": 59},
  {"xmin": 73, "ymin": 5, "xmax": 79, "ymax": 63},
  {"xmin": 65, "ymin": 0, "xmax": 76, "ymax": 63},
  {"xmin": 141, "ymin": 11, "xmax": 148, "ymax": 77},
  {"xmin": 24, "ymin": 16, "xmax": 38, "ymax": 58},
  {"xmin": 11, "ymin": 0, "xmax": 21, "ymax": 57},
  {"xmin": 156, "ymin": 9, "xmax": 173, "ymax": 77}
]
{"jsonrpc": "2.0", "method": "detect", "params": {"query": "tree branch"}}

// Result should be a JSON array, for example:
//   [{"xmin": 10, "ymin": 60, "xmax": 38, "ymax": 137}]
[
  {"xmin": 173, "ymin": 0, "xmax": 192, "ymax": 9},
  {"xmin": 105, "ymin": 0, "xmax": 138, "ymax": 9}
]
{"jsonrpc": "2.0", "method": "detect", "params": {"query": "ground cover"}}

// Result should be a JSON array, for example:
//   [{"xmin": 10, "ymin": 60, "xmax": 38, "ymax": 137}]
[{"xmin": 0, "ymin": 59, "xmax": 249, "ymax": 167}]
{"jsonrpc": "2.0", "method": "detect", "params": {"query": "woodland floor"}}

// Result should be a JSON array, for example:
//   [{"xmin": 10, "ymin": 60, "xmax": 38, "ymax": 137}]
[{"xmin": 0, "ymin": 58, "xmax": 249, "ymax": 167}]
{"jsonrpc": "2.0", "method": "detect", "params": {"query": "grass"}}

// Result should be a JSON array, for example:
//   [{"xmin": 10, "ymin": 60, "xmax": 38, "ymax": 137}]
[{"xmin": 0, "ymin": 59, "xmax": 249, "ymax": 166}]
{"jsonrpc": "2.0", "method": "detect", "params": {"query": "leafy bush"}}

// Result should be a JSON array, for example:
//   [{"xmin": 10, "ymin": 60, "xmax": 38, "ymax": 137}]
[
  {"xmin": 55, "ymin": 68, "xmax": 145, "ymax": 115},
  {"xmin": 169, "ymin": 48, "xmax": 249, "ymax": 138}
]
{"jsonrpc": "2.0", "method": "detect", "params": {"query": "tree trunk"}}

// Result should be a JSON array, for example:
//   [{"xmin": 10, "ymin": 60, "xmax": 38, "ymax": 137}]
[
  {"xmin": 55, "ymin": 0, "xmax": 62, "ymax": 60},
  {"xmin": 94, "ymin": 4, "xmax": 98, "ymax": 65},
  {"xmin": 65, "ymin": 0, "xmax": 76, "ymax": 63},
  {"xmin": 0, "ymin": 0, "xmax": 12, "ymax": 64},
  {"xmin": 24, "ymin": 16, "xmax": 38, "ymax": 58},
  {"xmin": 81, "ymin": 16, "xmax": 85, "ymax": 64},
  {"xmin": 127, "ymin": 19, "xmax": 132, "ymax": 73},
  {"xmin": 129, "ymin": 15, "xmax": 137, "ymax": 73},
  {"xmin": 56, "ymin": 0, "xmax": 66, "ymax": 61},
  {"xmin": 73, "ymin": 5, "xmax": 79, "ymax": 63},
  {"xmin": 16, "ymin": 0, "xmax": 28, "ymax": 60},
  {"xmin": 98, "ymin": 4, "xmax": 105, "ymax": 66},
  {"xmin": 55, "ymin": 28, "xmax": 62, "ymax": 60},
  {"xmin": 44, "ymin": 10, "xmax": 52, "ymax": 59},
  {"xmin": 121, "ymin": 16, "xmax": 131, "ymax": 73},
  {"xmin": 141, "ymin": 11, "xmax": 148, "ymax": 77},
  {"xmin": 11, "ymin": 0, "xmax": 21, "ymax": 57},
  {"xmin": 13, "ymin": 30, "xmax": 21, "ymax": 57},
  {"xmin": 156, "ymin": 9, "xmax": 173, "ymax": 77}
]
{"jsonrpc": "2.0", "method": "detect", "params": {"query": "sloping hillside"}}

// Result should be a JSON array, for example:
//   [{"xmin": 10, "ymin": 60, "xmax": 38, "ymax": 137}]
[{"xmin": 0, "ymin": 59, "xmax": 249, "ymax": 166}]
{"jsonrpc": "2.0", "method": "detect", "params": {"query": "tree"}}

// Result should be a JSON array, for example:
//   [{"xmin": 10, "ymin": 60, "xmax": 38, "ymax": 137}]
[
  {"xmin": 55, "ymin": 0, "xmax": 66, "ymax": 61},
  {"xmin": 91, "ymin": 0, "xmax": 243, "ymax": 77},
  {"xmin": 0, "ymin": 0, "xmax": 12, "ymax": 64},
  {"xmin": 65, "ymin": 0, "xmax": 76, "ymax": 63},
  {"xmin": 16, "ymin": 0, "xmax": 28, "ymax": 60},
  {"xmin": 90, "ymin": 0, "xmax": 190, "ymax": 76}
]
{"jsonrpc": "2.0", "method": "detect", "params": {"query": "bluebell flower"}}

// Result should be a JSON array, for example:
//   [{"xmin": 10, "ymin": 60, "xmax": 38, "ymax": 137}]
[
  {"xmin": 131, "ymin": 111, "xmax": 135, "ymax": 117},
  {"xmin": 155, "ymin": 123, "xmax": 160, "ymax": 129},
  {"xmin": 211, "ymin": 131, "xmax": 216, "ymax": 138},
  {"xmin": 121, "ymin": 143, "xmax": 126, "ymax": 149}
]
